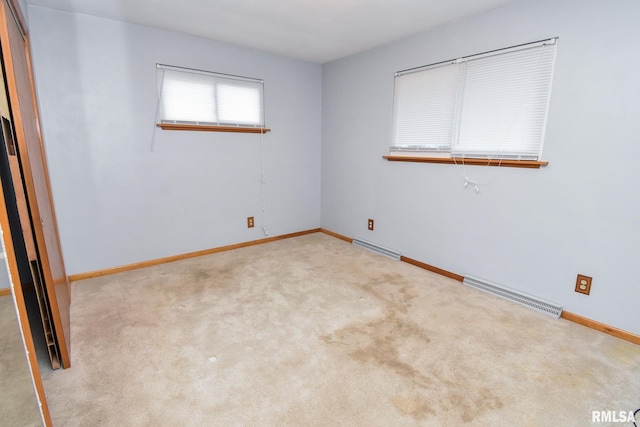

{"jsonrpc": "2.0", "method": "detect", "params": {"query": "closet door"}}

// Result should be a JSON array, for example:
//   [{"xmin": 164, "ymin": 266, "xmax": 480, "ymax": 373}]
[{"xmin": 0, "ymin": 0, "xmax": 71, "ymax": 368}]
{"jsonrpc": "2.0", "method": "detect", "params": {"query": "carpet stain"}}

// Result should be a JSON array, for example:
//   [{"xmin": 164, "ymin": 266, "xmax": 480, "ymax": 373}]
[
  {"xmin": 322, "ymin": 276, "xmax": 431, "ymax": 388},
  {"xmin": 189, "ymin": 268, "xmax": 211, "ymax": 281},
  {"xmin": 322, "ymin": 309, "xmax": 507, "ymax": 423},
  {"xmin": 390, "ymin": 394, "xmax": 435, "ymax": 419},
  {"xmin": 445, "ymin": 388, "xmax": 504, "ymax": 422},
  {"xmin": 357, "ymin": 275, "xmax": 418, "ymax": 314},
  {"xmin": 322, "ymin": 311, "xmax": 432, "ymax": 387},
  {"xmin": 607, "ymin": 341, "xmax": 640, "ymax": 365},
  {"xmin": 321, "ymin": 271, "xmax": 511, "ymax": 423},
  {"xmin": 185, "ymin": 258, "xmax": 247, "ymax": 286}
]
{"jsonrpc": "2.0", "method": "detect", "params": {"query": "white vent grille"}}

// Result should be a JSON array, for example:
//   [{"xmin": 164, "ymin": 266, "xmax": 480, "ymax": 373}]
[
  {"xmin": 352, "ymin": 238, "xmax": 401, "ymax": 260},
  {"xmin": 463, "ymin": 275, "xmax": 563, "ymax": 318}
]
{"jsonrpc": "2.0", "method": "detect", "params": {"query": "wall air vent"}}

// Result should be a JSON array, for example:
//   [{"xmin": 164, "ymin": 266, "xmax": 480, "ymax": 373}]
[
  {"xmin": 463, "ymin": 275, "xmax": 563, "ymax": 318},
  {"xmin": 352, "ymin": 238, "xmax": 401, "ymax": 260}
]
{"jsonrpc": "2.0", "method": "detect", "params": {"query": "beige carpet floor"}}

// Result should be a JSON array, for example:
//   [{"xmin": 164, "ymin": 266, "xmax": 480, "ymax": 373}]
[
  {"xmin": 40, "ymin": 233, "xmax": 640, "ymax": 426},
  {"xmin": 0, "ymin": 294, "xmax": 42, "ymax": 427}
]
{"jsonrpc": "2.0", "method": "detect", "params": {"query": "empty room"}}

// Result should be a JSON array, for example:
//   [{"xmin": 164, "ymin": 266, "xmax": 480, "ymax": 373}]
[{"xmin": 0, "ymin": 0, "xmax": 638, "ymax": 425}]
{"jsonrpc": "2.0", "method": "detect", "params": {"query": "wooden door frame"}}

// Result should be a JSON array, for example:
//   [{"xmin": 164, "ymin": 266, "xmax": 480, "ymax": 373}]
[
  {"xmin": 0, "ymin": 167, "xmax": 52, "ymax": 426},
  {"xmin": 0, "ymin": 0, "xmax": 71, "ymax": 368}
]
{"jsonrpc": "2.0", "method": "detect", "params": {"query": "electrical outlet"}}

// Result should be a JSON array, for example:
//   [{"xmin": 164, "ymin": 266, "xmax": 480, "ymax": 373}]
[
  {"xmin": 247, "ymin": 217, "xmax": 254, "ymax": 228},
  {"xmin": 575, "ymin": 274, "xmax": 592, "ymax": 295},
  {"xmin": 368, "ymin": 219, "xmax": 374, "ymax": 231}
]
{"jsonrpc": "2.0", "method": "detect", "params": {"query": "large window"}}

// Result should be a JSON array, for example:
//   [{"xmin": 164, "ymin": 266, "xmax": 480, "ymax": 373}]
[
  {"xmin": 156, "ymin": 64, "xmax": 265, "ymax": 132},
  {"xmin": 391, "ymin": 39, "xmax": 557, "ymax": 161}
]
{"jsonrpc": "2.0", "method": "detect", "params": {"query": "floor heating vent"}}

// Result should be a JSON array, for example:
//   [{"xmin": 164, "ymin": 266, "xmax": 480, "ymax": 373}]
[
  {"xmin": 463, "ymin": 275, "xmax": 563, "ymax": 318},
  {"xmin": 352, "ymin": 238, "xmax": 401, "ymax": 260}
]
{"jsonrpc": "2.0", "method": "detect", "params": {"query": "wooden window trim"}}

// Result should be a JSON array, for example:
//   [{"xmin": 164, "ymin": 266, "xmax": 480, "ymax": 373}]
[
  {"xmin": 157, "ymin": 123, "xmax": 271, "ymax": 134},
  {"xmin": 382, "ymin": 155, "xmax": 548, "ymax": 169}
]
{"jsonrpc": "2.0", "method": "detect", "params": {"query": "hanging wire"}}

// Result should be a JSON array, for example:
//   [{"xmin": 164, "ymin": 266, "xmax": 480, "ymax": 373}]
[
  {"xmin": 452, "ymin": 42, "xmax": 551, "ymax": 193},
  {"xmin": 259, "ymin": 83, "xmax": 268, "ymax": 236},
  {"xmin": 150, "ymin": 64, "xmax": 268, "ymax": 228},
  {"xmin": 150, "ymin": 68, "xmax": 165, "ymax": 152}
]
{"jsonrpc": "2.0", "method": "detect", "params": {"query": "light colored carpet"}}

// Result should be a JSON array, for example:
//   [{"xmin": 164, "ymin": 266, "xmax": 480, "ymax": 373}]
[
  {"xmin": 41, "ymin": 233, "xmax": 640, "ymax": 426},
  {"xmin": 0, "ymin": 294, "xmax": 42, "ymax": 427}
]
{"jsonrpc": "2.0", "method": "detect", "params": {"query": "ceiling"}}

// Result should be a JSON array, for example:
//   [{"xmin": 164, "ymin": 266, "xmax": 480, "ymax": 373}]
[{"xmin": 26, "ymin": 0, "xmax": 520, "ymax": 63}]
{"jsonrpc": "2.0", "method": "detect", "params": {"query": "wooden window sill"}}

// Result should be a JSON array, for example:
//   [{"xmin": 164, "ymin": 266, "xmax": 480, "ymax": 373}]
[
  {"xmin": 157, "ymin": 123, "xmax": 271, "ymax": 134},
  {"xmin": 383, "ymin": 155, "xmax": 548, "ymax": 169}
]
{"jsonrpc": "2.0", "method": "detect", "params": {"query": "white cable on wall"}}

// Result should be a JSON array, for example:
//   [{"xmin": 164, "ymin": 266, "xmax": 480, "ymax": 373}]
[
  {"xmin": 260, "ymin": 84, "xmax": 268, "ymax": 236},
  {"xmin": 150, "ymin": 68, "xmax": 166, "ymax": 152},
  {"xmin": 452, "ymin": 40, "xmax": 555, "ymax": 193},
  {"xmin": 149, "ymin": 63, "xmax": 269, "ymax": 233}
]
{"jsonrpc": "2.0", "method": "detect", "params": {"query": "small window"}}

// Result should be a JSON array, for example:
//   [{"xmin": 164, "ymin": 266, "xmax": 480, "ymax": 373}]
[
  {"xmin": 157, "ymin": 64, "xmax": 264, "ymax": 130},
  {"xmin": 391, "ymin": 39, "xmax": 557, "ymax": 161}
]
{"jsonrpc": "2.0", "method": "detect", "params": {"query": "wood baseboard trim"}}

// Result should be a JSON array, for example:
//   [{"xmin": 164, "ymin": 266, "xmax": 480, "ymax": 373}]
[
  {"xmin": 0, "ymin": 288, "xmax": 10, "ymax": 297},
  {"xmin": 71, "ymin": 228, "xmax": 639, "ymax": 345},
  {"xmin": 69, "ymin": 228, "xmax": 322, "ymax": 282},
  {"xmin": 561, "ymin": 311, "xmax": 640, "ymax": 346},
  {"xmin": 400, "ymin": 256, "xmax": 464, "ymax": 282},
  {"xmin": 319, "ymin": 228, "xmax": 463, "ymax": 282},
  {"xmin": 319, "ymin": 228, "xmax": 353, "ymax": 243}
]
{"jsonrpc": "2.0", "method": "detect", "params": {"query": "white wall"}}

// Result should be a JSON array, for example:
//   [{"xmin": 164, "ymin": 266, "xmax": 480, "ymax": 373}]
[
  {"xmin": 28, "ymin": 6, "xmax": 322, "ymax": 275},
  {"xmin": 321, "ymin": 0, "xmax": 640, "ymax": 335}
]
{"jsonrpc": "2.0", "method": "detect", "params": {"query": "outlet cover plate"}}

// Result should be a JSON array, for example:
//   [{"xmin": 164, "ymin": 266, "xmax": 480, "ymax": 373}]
[{"xmin": 575, "ymin": 274, "xmax": 592, "ymax": 295}]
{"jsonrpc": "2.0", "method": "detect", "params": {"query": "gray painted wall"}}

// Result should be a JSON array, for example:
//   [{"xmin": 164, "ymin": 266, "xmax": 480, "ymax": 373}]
[
  {"xmin": 28, "ymin": 6, "xmax": 322, "ymax": 275},
  {"xmin": 321, "ymin": 0, "xmax": 640, "ymax": 335},
  {"xmin": 0, "ymin": 231, "xmax": 10, "ymax": 290},
  {"xmin": 17, "ymin": 0, "xmax": 28, "ymax": 25}
]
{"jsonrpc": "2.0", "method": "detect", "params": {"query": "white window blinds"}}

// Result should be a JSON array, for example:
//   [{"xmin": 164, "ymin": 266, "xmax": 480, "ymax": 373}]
[
  {"xmin": 393, "ymin": 63, "xmax": 460, "ymax": 152},
  {"xmin": 392, "ymin": 39, "xmax": 557, "ymax": 160},
  {"xmin": 157, "ymin": 64, "xmax": 264, "ymax": 127}
]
